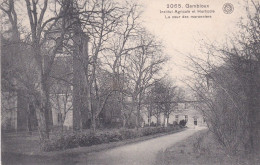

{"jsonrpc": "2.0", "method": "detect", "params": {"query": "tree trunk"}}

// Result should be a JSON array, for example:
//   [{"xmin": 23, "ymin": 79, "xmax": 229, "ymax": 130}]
[
  {"xmin": 34, "ymin": 94, "xmax": 49, "ymax": 140},
  {"xmin": 247, "ymin": 73, "xmax": 259, "ymax": 153},
  {"xmin": 136, "ymin": 93, "xmax": 143, "ymax": 129},
  {"xmin": 91, "ymin": 107, "xmax": 96, "ymax": 133},
  {"xmin": 167, "ymin": 115, "xmax": 169, "ymax": 127},
  {"xmin": 37, "ymin": 79, "xmax": 52, "ymax": 140},
  {"xmin": 17, "ymin": 90, "xmax": 29, "ymax": 131},
  {"xmin": 156, "ymin": 116, "xmax": 159, "ymax": 127},
  {"xmin": 33, "ymin": 45, "xmax": 50, "ymax": 140},
  {"xmin": 72, "ymin": 32, "xmax": 90, "ymax": 131},
  {"xmin": 136, "ymin": 109, "xmax": 140, "ymax": 129},
  {"xmin": 133, "ymin": 95, "xmax": 140, "ymax": 129},
  {"xmin": 122, "ymin": 115, "xmax": 126, "ymax": 128},
  {"xmin": 163, "ymin": 114, "xmax": 166, "ymax": 127},
  {"xmin": 148, "ymin": 112, "xmax": 151, "ymax": 127},
  {"xmin": 36, "ymin": 107, "xmax": 49, "ymax": 140},
  {"xmin": 43, "ymin": 83, "xmax": 52, "ymax": 134}
]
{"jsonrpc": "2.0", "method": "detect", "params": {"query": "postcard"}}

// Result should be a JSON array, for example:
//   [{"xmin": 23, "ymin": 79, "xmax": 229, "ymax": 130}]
[{"xmin": 1, "ymin": 0, "xmax": 259, "ymax": 164}]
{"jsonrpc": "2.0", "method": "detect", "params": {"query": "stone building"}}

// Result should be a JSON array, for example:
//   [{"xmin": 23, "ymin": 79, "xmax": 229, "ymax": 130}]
[
  {"xmin": 171, "ymin": 102, "xmax": 206, "ymax": 128},
  {"xmin": 145, "ymin": 101, "xmax": 206, "ymax": 128}
]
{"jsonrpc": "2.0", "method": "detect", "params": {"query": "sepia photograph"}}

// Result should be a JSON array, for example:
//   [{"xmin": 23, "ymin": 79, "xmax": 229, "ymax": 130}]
[{"xmin": 1, "ymin": 0, "xmax": 259, "ymax": 164}]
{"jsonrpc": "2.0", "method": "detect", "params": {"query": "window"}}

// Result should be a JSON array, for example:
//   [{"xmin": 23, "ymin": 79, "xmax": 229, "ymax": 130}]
[
  {"xmin": 175, "ymin": 115, "xmax": 179, "ymax": 123},
  {"xmin": 194, "ymin": 117, "xmax": 197, "ymax": 126},
  {"xmin": 185, "ymin": 115, "xmax": 188, "ymax": 122},
  {"xmin": 175, "ymin": 104, "xmax": 179, "ymax": 110},
  {"xmin": 184, "ymin": 103, "xmax": 188, "ymax": 109}
]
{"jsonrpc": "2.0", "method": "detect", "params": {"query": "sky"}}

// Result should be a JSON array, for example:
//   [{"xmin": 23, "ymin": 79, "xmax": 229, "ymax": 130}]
[
  {"xmin": 138, "ymin": 0, "xmax": 247, "ymax": 87},
  {"xmin": 2, "ymin": 0, "xmax": 248, "ymax": 88}
]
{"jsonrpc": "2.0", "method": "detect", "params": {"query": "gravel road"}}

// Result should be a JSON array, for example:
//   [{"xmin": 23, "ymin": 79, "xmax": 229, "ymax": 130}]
[{"xmin": 81, "ymin": 128, "xmax": 205, "ymax": 165}]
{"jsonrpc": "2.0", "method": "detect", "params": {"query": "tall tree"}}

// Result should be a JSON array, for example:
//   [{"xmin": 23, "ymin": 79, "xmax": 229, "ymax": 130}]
[
  {"xmin": 186, "ymin": 1, "xmax": 260, "ymax": 154},
  {"xmin": 125, "ymin": 30, "xmax": 168, "ymax": 128},
  {"xmin": 1, "ymin": 0, "xmax": 76, "ymax": 140}
]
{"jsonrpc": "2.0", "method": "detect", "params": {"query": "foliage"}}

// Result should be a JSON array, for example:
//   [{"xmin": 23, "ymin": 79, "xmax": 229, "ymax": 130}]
[
  {"xmin": 187, "ymin": 1, "xmax": 260, "ymax": 155},
  {"xmin": 179, "ymin": 120, "xmax": 187, "ymax": 127},
  {"xmin": 42, "ymin": 126, "xmax": 180, "ymax": 151},
  {"xmin": 146, "ymin": 79, "xmax": 181, "ymax": 126},
  {"xmin": 1, "ymin": 0, "xmax": 172, "ymax": 141}
]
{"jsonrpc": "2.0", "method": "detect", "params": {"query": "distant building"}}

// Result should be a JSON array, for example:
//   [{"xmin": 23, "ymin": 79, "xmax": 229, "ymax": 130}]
[{"xmin": 143, "ymin": 101, "xmax": 206, "ymax": 128}]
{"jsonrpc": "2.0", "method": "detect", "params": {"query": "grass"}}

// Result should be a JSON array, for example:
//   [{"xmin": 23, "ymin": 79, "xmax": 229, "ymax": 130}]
[
  {"xmin": 1, "ymin": 127, "xmax": 185, "ymax": 165},
  {"xmin": 155, "ymin": 129, "xmax": 260, "ymax": 165}
]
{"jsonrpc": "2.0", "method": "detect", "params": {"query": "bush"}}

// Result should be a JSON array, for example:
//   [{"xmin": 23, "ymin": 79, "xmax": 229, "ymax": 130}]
[
  {"xmin": 142, "ymin": 127, "xmax": 155, "ymax": 136},
  {"xmin": 77, "ymin": 133, "xmax": 91, "ymax": 147},
  {"xmin": 150, "ymin": 122, "xmax": 156, "ymax": 127},
  {"xmin": 42, "ymin": 134, "xmax": 79, "ymax": 151},
  {"xmin": 173, "ymin": 121, "xmax": 178, "ymax": 126},
  {"xmin": 119, "ymin": 129, "xmax": 140, "ymax": 139},
  {"xmin": 42, "ymin": 126, "xmax": 181, "ymax": 152},
  {"xmin": 103, "ymin": 131, "xmax": 123, "ymax": 142},
  {"xmin": 179, "ymin": 120, "xmax": 187, "ymax": 127}
]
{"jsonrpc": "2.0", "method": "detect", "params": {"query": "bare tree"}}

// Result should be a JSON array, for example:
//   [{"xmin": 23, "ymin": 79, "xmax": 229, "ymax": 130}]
[
  {"xmin": 70, "ymin": 0, "xmax": 146, "ymax": 131},
  {"xmin": 102, "ymin": 2, "xmax": 142, "ymax": 128},
  {"xmin": 125, "ymin": 30, "xmax": 168, "ymax": 128},
  {"xmin": 186, "ymin": 0, "xmax": 260, "ymax": 155},
  {"xmin": 65, "ymin": 0, "xmax": 127, "ymax": 132},
  {"xmin": 1, "ymin": 0, "xmax": 76, "ymax": 140},
  {"xmin": 50, "ymin": 80, "xmax": 72, "ymax": 131},
  {"xmin": 146, "ymin": 80, "xmax": 180, "ymax": 127}
]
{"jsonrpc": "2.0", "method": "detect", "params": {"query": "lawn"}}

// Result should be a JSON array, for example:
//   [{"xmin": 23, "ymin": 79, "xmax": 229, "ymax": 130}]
[{"xmin": 155, "ymin": 129, "xmax": 260, "ymax": 165}]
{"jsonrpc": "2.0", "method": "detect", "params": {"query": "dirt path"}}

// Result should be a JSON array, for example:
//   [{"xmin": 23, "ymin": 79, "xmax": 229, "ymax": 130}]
[{"xmin": 80, "ymin": 128, "xmax": 205, "ymax": 165}]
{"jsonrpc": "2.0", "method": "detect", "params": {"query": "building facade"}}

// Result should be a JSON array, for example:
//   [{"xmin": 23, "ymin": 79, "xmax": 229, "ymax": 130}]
[{"xmin": 144, "ymin": 101, "xmax": 206, "ymax": 128}]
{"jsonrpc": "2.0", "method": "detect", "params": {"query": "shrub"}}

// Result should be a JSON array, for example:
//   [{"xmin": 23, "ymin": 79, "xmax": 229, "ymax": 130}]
[
  {"xmin": 88, "ymin": 135, "xmax": 103, "ymax": 145},
  {"xmin": 179, "ymin": 120, "xmax": 187, "ymax": 127},
  {"xmin": 42, "ymin": 125, "xmax": 181, "ymax": 152},
  {"xmin": 42, "ymin": 134, "xmax": 79, "ymax": 151},
  {"xmin": 142, "ymin": 127, "xmax": 154, "ymax": 136},
  {"xmin": 173, "ymin": 121, "xmax": 178, "ymax": 126},
  {"xmin": 150, "ymin": 122, "xmax": 156, "ymax": 127},
  {"xmin": 104, "ymin": 131, "xmax": 123, "ymax": 142},
  {"xmin": 119, "ymin": 129, "xmax": 142, "ymax": 139},
  {"xmin": 77, "ymin": 133, "xmax": 91, "ymax": 147}
]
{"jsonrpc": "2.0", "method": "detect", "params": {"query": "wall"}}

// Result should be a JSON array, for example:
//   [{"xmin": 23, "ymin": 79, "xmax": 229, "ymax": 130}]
[
  {"xmin": 1, "ymin": 92, "xmax": 17, "ymax": 131},
  {"xmin": 142, "ymin": 102, "xmax": 207, "ymax": 128}
]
